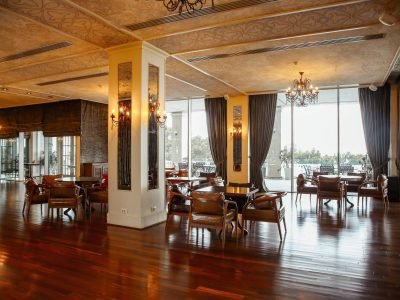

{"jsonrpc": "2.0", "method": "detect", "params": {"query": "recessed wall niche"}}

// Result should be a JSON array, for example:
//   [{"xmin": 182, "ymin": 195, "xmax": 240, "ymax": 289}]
[
  {"xmin": 117, "ymin": 62, "xmax": 132, "ymax": 190},
  {"xmin": 148, "ymin": 64, "xmax": 159, "ymax": 190},
  {"xmin": 233, "ymin": 105, "xmax": 242, "ymax": 172}
]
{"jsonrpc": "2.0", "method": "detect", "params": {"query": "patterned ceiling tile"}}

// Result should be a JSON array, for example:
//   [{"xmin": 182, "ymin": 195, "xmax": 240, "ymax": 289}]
[
  {"xmin": 166, "ymin": 57, "xmax": 242, "ymax": 96},
  {"xmin": 0, "ymin": 50, "xmax": 108, "ymax": 84},
  {"xmin": 150, "ymin": 1, "xmax": 385, "ymax": 54},
  {"xmin": 0, "ymin": 7, "xmax": 98, "ymax": 71},
  {"xmin": 0, "ymin": 0, "xmax": 136, "ymax": 47}
]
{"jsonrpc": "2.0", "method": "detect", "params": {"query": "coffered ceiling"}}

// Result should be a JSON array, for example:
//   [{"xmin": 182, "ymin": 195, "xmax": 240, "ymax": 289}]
[{"xmin": 0, "ymin": 0, "xmax": 399, "ymax": 107}]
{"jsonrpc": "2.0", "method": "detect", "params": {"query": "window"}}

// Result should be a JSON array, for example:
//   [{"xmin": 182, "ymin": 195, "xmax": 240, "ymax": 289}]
[{"xmin": 165, "ymin": 98, "xmax": 213, "ymax": 175}]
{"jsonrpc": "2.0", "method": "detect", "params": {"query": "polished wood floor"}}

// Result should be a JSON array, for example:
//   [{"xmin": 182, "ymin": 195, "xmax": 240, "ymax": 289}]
[{"xmin": 1, "ymin": 181, "xmax": 400, "ymax": 299}]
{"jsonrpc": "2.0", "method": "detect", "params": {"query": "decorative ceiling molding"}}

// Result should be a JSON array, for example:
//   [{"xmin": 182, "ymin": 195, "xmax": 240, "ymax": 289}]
[
  {"xmin": 150, "ymin": 1, "xmax": 385, "ymax": 54},
  {"xmin": 187, "ymin": 34, "xmax": 386, "ymax": 62},
  {"xmin": 37, "ymin": 72, "xmax": 108, "ymax": 86},
  {"xmin": 126, "ymin": 0, "xmax": 279, "ymax": 31},
  {"xmin": 0, "ymin": 42, "xmax": 72, "ymax": 63},
  {"xmin": 146, "ymin": 0, "xmax": 371, "ymax": 41},
  {"xmin": 0, "ymin": 0, "xmax": 136, "ymax": 48}
]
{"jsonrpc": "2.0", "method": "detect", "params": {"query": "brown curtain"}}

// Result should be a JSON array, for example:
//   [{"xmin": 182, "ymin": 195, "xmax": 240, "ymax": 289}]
[
  {"xmin": 0, "ymin": 108, "xmax": 18, "ymax": 138},
  {"xmin": 42, "ymin": 100, "xmax": 82, "ymax": 137},
  {"xmin": 16, "ymin": 105, "xmax": 43, "ymax": 132},
  {"xmin": 359, "ymin": 83, "xmax": 391, "ymax": 178},
  {"xmin": 249, "ymin": 94, "xmax": 277, "ymax": 192},
  {"xmin": 205, "ymin": 97, "xmax": 227, "ymax": 182}
]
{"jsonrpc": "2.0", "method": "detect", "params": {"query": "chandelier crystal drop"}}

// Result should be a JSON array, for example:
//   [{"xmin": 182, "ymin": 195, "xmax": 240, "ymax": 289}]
[
  {"xmin": 158, "ymin": 0, "xmax": 214, "ymax": 14},
  {"xmin": 285, "ymin": 72, "xmax": 319, "ymax": 106}
]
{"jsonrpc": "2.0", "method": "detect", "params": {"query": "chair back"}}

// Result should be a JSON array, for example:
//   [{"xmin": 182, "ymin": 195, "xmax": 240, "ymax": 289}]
[
  {"xmin": 178, "ymin": 169, "xmax": 188, "ymax": 177},
  {"xmin": 228, "ymin": 182, "xmax": 254, "ymax": 188},
  {"xmin": 199, "ymin": 172, "xmax": 216, "ymax": 181},
  {"xmin": 347, "ymin": 172, "xmax": 366, "ymax": 183},
  {"xmin": 25, "ymin": 178, "xmax": 40, "ymax": 196},
  {"xmin": 296, "ymin": 174, "xmax": 305, "ymax": 189},
  {"xmin": 50, "ymin": 182, "xmax": 77, "ymax": 198},
  {"xmin": 377, "ymin": 174, "xmax": 388, "ymax": 192},
  {"xmin": 42, "ymin": 174, "xmax": 62, "ymax": 189},
  {"xmin": 191, "ymin": 191, "xmax": 225, "ymax": 215},
  {"xmin": 100, "ymin": 174, "xmax": 108, "ymax": 190},
  {"xmin": 318, "ymin": 176, "xmax": 341, "ymax": 192},
  {"xmin": 171, "ymin": 182, "xmax": 189, "ymax": 196}
]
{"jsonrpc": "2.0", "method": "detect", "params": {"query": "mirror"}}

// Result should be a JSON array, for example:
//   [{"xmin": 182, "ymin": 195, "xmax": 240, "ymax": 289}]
[
  {"xmin": 117, "ymin": 62, "xmax": 132, "ymax": 190},
  {"xmin": 148, "ymin": 64, "xmax": 159, "ymax": 190},
  {"xmin": 233, "ymin": 105, "xmax": 242, "ymax": 172}
]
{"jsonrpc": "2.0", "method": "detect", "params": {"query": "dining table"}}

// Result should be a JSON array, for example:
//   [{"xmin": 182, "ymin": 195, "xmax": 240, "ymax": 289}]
[{"xmin": 166, "ymin": 176, "xmax": 207, "ymax": 188}]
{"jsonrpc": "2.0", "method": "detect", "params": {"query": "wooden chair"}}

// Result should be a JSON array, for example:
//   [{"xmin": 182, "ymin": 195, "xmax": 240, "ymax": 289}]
[
  {"xmin": 166, "ymin": 183, "xmax": 192, "ymax": 227},
  {"xmin": 317, "ymin": 176, "xmax": 345, "ymax": 213},
  {"xmin": 242, "ymin": 192, "xmax": 287, "ymax": 240},
  {"xmin": 48, "ymin": 182, "xmax": 82, "ymax": 218},
  {"xmin": 188, "ymin": 191, "xmax": 238, "ymax": 247},
  {"xmin": 358, "ymin": 174, "xmax": 389, "ymax": 209},
  {"xmin": 87, "ymin": 174, "xmax": 108, "ymax": 215},
  {"xmin": 346, "ymin": 172, "xmax": 367, "ymax": 198},
  {"xmin": 311, "ymin": 171, "xmax": 328, "ymax": 185},
  {"xmin": 23, "ymin": 177, "xmax": 48, "ymax": 216},
  {"xmin": 41, "ymin": 174, "xmax": 63, "ymax": 196},
  {"xmin": 178, "ymin": 169, "xmax": 188, "ymax": 177},
  {"xmin": 295, "ymin": 173, "xmax": 317, "ymax": 206}
]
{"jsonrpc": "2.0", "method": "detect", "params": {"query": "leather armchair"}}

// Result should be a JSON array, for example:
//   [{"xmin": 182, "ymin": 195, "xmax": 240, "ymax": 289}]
[
  {"xmin": 346, "ymin": 172, "xmax": 367, "ymax": 193},
  {"xmin": 188, "ymin": 191, "xmax": 238, "ymax": 247},
  {"xmin": 295, "ymin": 174, "xmax": 317, "ymax": 206},
  {"xmin": 48, "ymin": 182, "xmax": 82, "ymax": 218},
  {"xmin": 317, "ymin": 176, "xmax": 345, "ymax": 213},
  {"xmin": 23, "ymin": 177, "xmax": 48, "ymax": 216},
  {"xmin": 358, "ymin": 174, "xmax": 389, "ymax": 209},
  {"xmin": 242, "ymin": 192, "xmax": 287, "ymax": 241}
]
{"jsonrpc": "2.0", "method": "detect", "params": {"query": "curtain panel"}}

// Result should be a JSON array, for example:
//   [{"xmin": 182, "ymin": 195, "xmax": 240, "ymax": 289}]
[
  {"xmin": 249, "ymin": 94, "xmax": 277, "ymax": 192},
  {"xmin": 359, "ymin": 83, "xmax": 391, "ymax": 178},
  {"xmin": 205, "ymin": 97, "xmax": 227, "ymax": 182}
]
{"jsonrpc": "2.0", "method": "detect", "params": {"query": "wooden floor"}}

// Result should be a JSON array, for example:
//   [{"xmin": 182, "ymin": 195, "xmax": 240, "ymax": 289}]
[{"xmin": 0, "ymin": 181, "xmax": 399, "ymax": 299}]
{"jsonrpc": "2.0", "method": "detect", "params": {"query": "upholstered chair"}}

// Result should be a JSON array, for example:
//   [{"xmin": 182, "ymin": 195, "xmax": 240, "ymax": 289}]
[
  {"xmin": 317, "ymin": 176, "xmax": 345, "ymax": 213},
  {"xmin": 48, "ymin": 182, "xmax": 82, "ymax": 218},
  {"xmin": 295, "ymin": 174, "xmax": 318, "ymax": 206},
  {"xmin": 358, "ymin": 174, "xmax": 389, "ymax": 209},
  {"xmin": 242, "ymin": 192, "xmax": 287, "ymax": 241},
  {"xmin": 188, "ymin": 191, "xmax": 238, "ymax": 247},
  {"xmin": 23, "ymin": 177, "xmax": 48, "ymax": 216},
  {"xmin": 311, "ymin": 171, "xmax": 329, "ymax": 185},
  {"xmin": 346, "ymin": 172, "xmax": 367, "ymax": 194}
]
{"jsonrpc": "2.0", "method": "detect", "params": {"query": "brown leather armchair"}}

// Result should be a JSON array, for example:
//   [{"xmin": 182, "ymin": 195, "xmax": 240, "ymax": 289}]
[
  {"xmin": 358, "ymin": 174, "xmax": 389, "ymax": 209},
  {"xmin": 166, "ymin": 183, "xmax": 191, "ymax": 227},
  {"xmin": 48, "ymin": 182, "xmax": 82, "ymax": 218},
  {"xmin": 346, "ymin": 172, "xmax": 367, "ymax": 194},
  {"xmin": 317, "ymin": 176, "xmax": 345, "ymax": 213},
  {"xmin": 311, "ymin": 171, "xmax": 328, "ymax": 185},
  {"xmin": 23, "ymin": 177, "xmax": 48, "ymax": 216},
  {"xmin": 242, "ymin": 192, "xmax": 287, "ymax": 241},
  {"xmin": 295, "ymin": 174, "xmax": 317, "ymax": 206},
  {"xmin": 188, "ymin": 191, "xmax": 238, "ymax": 247}
]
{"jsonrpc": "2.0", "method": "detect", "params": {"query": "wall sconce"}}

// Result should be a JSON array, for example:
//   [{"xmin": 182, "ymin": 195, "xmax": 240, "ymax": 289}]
[
  {"xmin": 110, "ymin": 102, "xmax": 130, "ymax": 128},
  {"xmin": 149, "ymin": 91, "xmax": 167, "ymax": 128},
  {"xmin": 231, "ymin": 120, "xmax": 242, "ymax": 137}
]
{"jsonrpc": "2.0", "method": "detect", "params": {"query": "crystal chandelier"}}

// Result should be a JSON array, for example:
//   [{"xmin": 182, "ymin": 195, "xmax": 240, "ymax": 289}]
[
  {"xmin": 285, "ymin": 72, "xmax": 319, "ymax": 106},
  {"xmin": 158, "ymin": 0, "xmax": 214, "ymax": 14}
]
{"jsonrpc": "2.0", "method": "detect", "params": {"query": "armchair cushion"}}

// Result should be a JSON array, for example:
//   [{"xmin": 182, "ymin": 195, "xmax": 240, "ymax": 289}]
[
  {"xmin": 252, "ymin": 195, "xmax": 274, "ymax": 210},
  {"xmin": 191, "ymin": 210, "xmax": 235, "ymax": 226}
]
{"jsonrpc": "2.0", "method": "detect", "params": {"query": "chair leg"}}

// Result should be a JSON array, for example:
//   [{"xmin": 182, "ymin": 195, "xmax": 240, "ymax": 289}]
[
  {"xmin": 283, "ymin": 217, "xmax": 287, "ymax": 233},
  {"xmin": 221, "ymin": 224, "xmax": 226, "ymax": 247},
  {"xmin": 187, "ymin": 221, "xmax": 191, "ymax": 242},
  {"xmin": 277, "ymin": 221, "xmax": 283, "ymax": 241},
  {"xmin": 295, "ymin": 193, "xmax": 298, "ymax": 205}
]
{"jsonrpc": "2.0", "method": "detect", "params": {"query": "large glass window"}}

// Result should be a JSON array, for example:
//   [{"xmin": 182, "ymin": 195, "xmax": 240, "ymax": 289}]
[
  {"xmin": 46, "ymin": 136, "xmax": 76, "ymax": 176},
  {"xmin": 264, "ymin": 87, "xmax": 368, "ymax": 192},
  {"xmin": 165, "ymin": 98, "xmax": 213, "ymax": 175},
  {"xmin": 0, "ymin": 138, "xmax": 19, "ymax": 180}
]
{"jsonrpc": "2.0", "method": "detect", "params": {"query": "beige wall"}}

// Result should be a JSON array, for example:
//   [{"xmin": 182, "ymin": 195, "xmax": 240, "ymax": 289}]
[{"xmin": 227, "ymin": 95, "xmax": 249, "ymax": 184}]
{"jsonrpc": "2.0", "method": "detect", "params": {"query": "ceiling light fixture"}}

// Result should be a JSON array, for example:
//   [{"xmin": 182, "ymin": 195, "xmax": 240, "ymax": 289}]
[
  {"xmin": 368, "ymin": 83, "xmax": 378, "ymax": 91},
  {"xmin": 285, "ymin": 72, "xmax": 319, "ymax": 106},
  {"xmin": 158, "ymin": 0, "xmax": 214, "ymax": 14},
  {"xmin": 379, "ymin": 12, "xmax": 396, "ymax": 26}
]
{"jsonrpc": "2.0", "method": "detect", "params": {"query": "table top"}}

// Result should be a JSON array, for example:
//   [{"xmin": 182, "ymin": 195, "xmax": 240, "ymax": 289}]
[
  {"xmin": 55, "ymin": 177, "xmax": 100, "ymax": 184},
  {"xmin": 166, "ymin": 177, "xmax": 207, "ymax": 182},
  {"xmin": 318, "ymin": 175, "xmax": 362, "ymax": 181},
  {"xmin": 24, "ymin": 162, "xmax": 41, "ymax": 166},
  {"xmin": 195, "ymin": 185, "xmax": 259, "ymax": 198}
]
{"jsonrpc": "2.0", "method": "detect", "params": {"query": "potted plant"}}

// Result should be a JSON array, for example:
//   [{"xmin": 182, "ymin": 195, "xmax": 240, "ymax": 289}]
[{"xmin": 279, "ymin": 148, "xmax": 291, "ymax": 180}]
